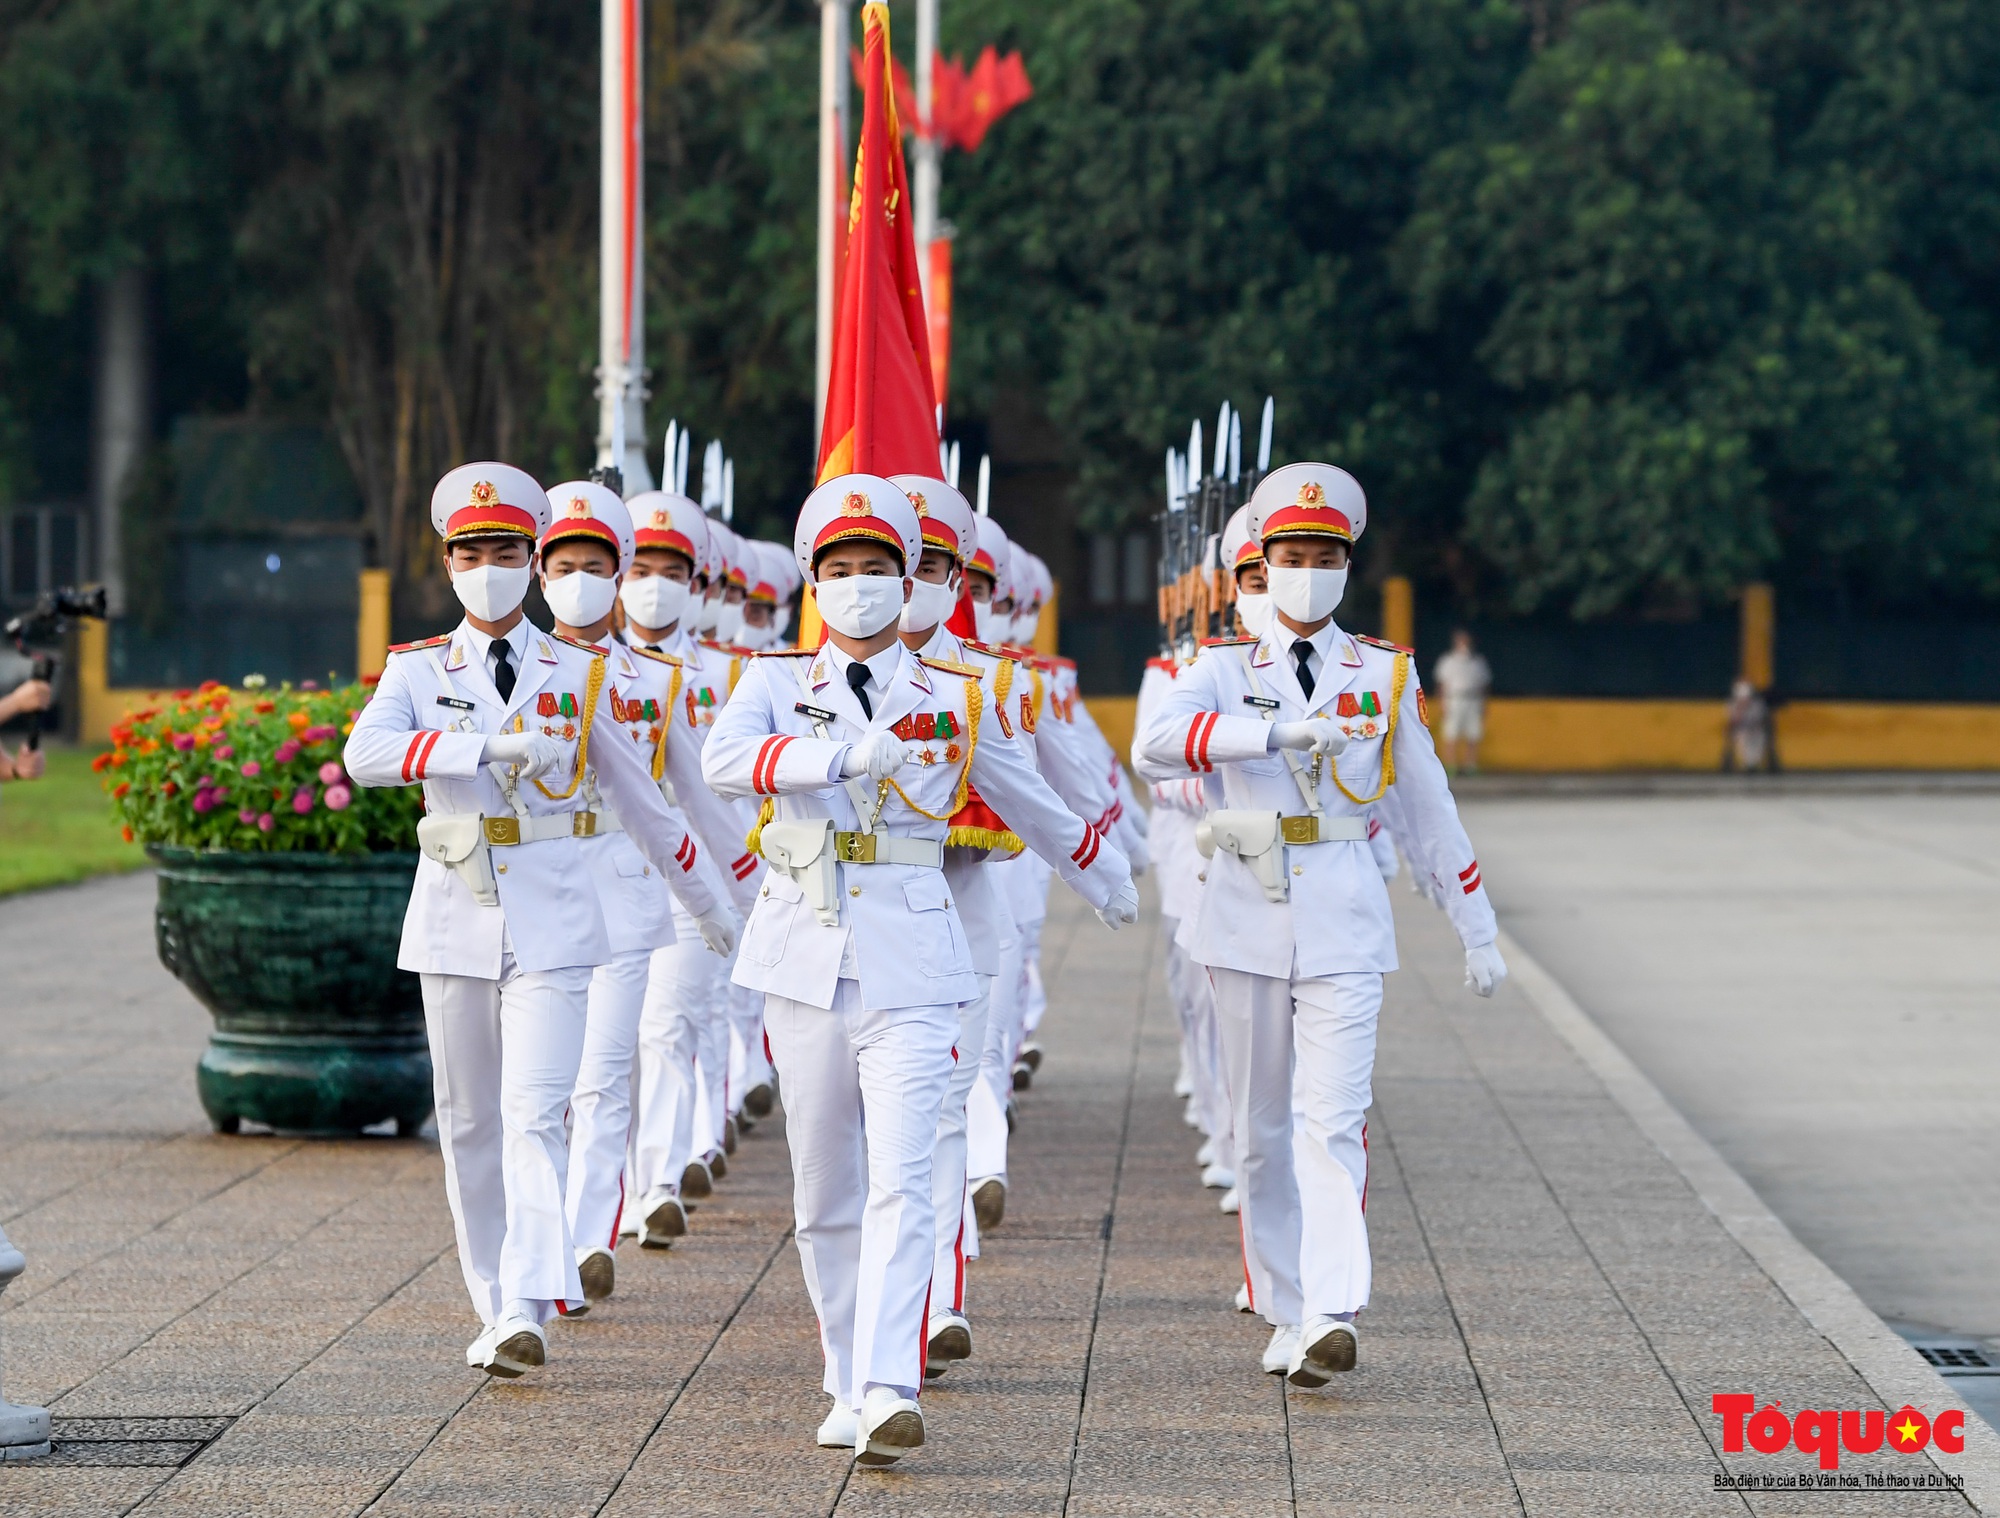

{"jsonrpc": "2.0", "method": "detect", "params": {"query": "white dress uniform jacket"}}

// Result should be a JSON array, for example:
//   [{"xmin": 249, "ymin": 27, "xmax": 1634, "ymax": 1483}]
[
  {"xmin": 345, "ymin": 620, "xmax": 720, "ymax": 975},
  {"xmin": 702, "ymin": 642, "xmax": 1129, "ymax": 1014},
  {"xmin": 1134, "ymin": 627, "xmax": 1496, "ymax": 976}
]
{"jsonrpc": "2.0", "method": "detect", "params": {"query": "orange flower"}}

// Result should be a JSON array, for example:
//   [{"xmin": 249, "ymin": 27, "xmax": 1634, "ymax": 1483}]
[
  {"xmin": 113, "ymin": 781, "xmax": 131, "ymax": 799},
  {"xmin": 140, "ymin": 739, "xmax": 159, "ymax": 755},
  {"xmin": 198, "ymin": 680, "xmax": 223, "ymax": 693},
  {"xmin": 92, "ymin": 752, "xmax": 113, "ymax": 772},
  {"xmin": 121, "ymin": 825, "xmax": 135, "ymax": 843},
  {"xmin": 111, "ymin": 752, "xmax": 129, "ymax": 768},
  {"xmin": 192, "ymin": 732, "xmax": 211, "ymax": 748},
  {"xmin": 287, "ymin": 711, "xmax": 311, "ymax": 731},
  {"xmin": 254, "ymin": 700, "xmax": 276, "ymax": 715}
]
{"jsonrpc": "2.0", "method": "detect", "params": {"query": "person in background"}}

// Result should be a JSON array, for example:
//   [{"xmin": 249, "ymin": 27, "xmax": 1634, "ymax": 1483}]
[
  {"xmin": 1433, "ymin": 629, "xmax": 1491, "ymax": 775},
  {"xmin": 1726, "ymin": 678, "xmax": 1772, "ymax": 772},
  {"xmin": 0, "ymin": 678, "xmax": 53, "ymax": 783}
]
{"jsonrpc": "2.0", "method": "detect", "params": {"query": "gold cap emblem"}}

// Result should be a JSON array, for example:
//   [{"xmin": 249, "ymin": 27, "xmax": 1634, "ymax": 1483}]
[
  {"xmin": 470, "ymin": 480, "xmax": 497, "ymax": 506},
  {"xmin": 841, "ymin": 491, "xmax": 871, "ymax": 518},
  {"xmin": 1296, "ymin": 481, "xmax": 1326, "ymax": 509},
  {"xmin": 910, "ymin": 492, "xmax": 929, "ymax": 516},
  {"xmin": 566, "ymin": 495, "xmax": 591, "ymax": 518},
  {"xmin": 651, "ymin": 508, "xmax": 670, "ymax": 528}
]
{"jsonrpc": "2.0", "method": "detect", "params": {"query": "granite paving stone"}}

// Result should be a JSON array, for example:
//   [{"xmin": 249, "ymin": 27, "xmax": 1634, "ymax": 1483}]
[{"xmin": 0, "ymin": 861, "xmax": 1974, "ymax": 1515}]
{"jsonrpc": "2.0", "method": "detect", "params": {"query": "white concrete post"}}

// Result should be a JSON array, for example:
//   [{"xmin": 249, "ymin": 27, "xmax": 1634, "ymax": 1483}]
[
  {"xmin": 0, "ymin": 1224, "xmax": 50, "ymax": 1461},
  {"xmin": 913, "ymin": 0, "xmax": 939, "ymax": 319},
  {"xmin": 597, "ymin": 0, "xmax": 653, "ymax": 492},
  {"xmin": 814, "ymin": 0, "xmax": 851, "ymax": 453}
]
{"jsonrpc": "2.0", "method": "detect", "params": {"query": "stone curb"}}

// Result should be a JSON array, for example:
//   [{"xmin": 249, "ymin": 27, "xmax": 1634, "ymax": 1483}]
[{"xmin": 1499, "ymin": 927, "xmax": 2000, "ymax": 1515}]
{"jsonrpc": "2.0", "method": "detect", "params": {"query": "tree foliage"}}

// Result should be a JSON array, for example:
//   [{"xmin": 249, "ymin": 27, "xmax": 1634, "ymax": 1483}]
[{"xmin": 3, "ymin": 0, "xmax": 1999, "ymax": 618}]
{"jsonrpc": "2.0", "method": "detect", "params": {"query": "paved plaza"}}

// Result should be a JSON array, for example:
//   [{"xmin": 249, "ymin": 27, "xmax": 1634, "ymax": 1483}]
[{"xmin": 2, "ymin": 820, "xmax": 1996, "ymax": 1514}]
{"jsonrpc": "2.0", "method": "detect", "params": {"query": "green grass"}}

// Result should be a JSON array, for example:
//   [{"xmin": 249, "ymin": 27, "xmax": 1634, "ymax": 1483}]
[{"xmin": 0, "ymin": 744, "xmax": 147, "ymax": 897}]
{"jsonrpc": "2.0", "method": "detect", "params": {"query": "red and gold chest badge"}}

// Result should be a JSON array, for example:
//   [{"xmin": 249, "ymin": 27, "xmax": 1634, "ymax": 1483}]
[
  {"xmin": 891, "ymin": 710, "xmax": 961, "ymax": 744},
  {"xmin": 536, "ymin": 691, "xmax": 580, "ymax": 739}
]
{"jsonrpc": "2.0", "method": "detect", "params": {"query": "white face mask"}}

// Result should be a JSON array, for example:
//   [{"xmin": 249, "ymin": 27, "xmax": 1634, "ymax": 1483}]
[
  {"xmin": 451, "ymin": 562, "xmax": 532, "ymax": 622},
  {"xmin": 1267, "ymin": 565, "xmax": 1347, "ymax": 624},
  {"xmin": 774, "ymin": 604, "xmax": 792, "ymax": 638},
  {"xmin": 814, "ymin": 574, "xmax": 906, "ymax": 639},
  {"xmin": 1012, "ymin": 606, "xmax": 1040, "ymax": 645},
  {"xmin": 973, "ymin": 601, "xmax": 1007, "ymax": 645},
  {"xmin": 695, "ymin": 588, "xmax": 721, "ymax": 634},
  {"xmin": 620, "ymin": 574, "xmax": 688, "ymax": 633},
  {"xmin": 714, "ymin": 600, "xmax": 745, "ymax": 644},
  {"xmin": 542, "ymin": 568, "xmax": 619, "ymax": 628},
  {"xmin": 739, "ymin": 620, "xmax": 771, "ymax": 651},
  {"xmin": 899, "ymin": 576, "xmax": 959, "ymax": 634},
  {"xmin": 1234, "ymin": 591, "xmax": 1273, "ymax": 638}
]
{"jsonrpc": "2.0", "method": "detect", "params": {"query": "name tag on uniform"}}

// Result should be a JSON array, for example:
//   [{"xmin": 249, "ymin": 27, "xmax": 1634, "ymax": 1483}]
[
  {"xmin": 1243, "ymin": 695, "xmax": 1280, "ymax": 711},
  {"xmin": 795, "ymin": 702, "xmax": 838, "ymax": 723},
  {"xmin": 436, "ymin": 696, "xmax": 475, "ymax": 711}
]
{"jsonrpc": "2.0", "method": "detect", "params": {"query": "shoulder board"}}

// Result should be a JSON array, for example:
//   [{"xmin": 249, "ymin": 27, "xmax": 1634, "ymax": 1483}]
[
  {"xmin": 1145, "ymin": 656, "xmax": 1177, "ymax": 673},
  {"xmin": 387, "ymin": 634, "xmax": 451, "ymax": 654},
  {"xmin": 1354, "ymin": 634, "xmax": 1413, "ymax": 655},
  {"xmin": 1201, "ymin": 636, "xmax": 1258, "ymax": 647},
  {"xmin": 553, "ymin": 634, "xmax": 609, "ymax": 655},
  {"xmin": 629, "ymin": 645, "xmax": 682, "ymax": 667},
  {"xmin": 920, "ymin": 656, "xmax": 983, "ymax": 678},
  {"xmin": 959, "ymin": 639, "xmax": 1010, "ymax": 659},
  {"xmin": 752, "ymin": 648, "xmax": 814, "ymax": 658}
]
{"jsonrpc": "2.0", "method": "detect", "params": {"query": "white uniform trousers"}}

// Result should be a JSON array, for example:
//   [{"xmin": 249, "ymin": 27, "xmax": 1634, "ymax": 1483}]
[
  {"xmin": 632, "ymin": 935, "xmax": 722, "ymax": 1199},
  {"xmin": 966, "ymin": 920, "xmax": 1024, "ymax": 1196},
  {"xmin": 420, "ymin": 956, "xmax": 593, "ymax": 1325},
  {"xmin": 689, "ymin": 980, "xmax": 730, "ymax": 1161},
  {"xmin": 764, "ymin": 981, "xmax": 958, "ymax": 1409},
  {"xmin": 1166, "ymin": 929, "xmax": 1234, "ymax": 1173},
  {"xmin": 930, "ymin": 979, "xmax": 989, "ymax": 1315},
  {"xmin": 1209, "ymin": 967, "xmax": 1380, "ymax": 1328},
  {"xmin": 1015, "ymin": 855, "xmax": 1052, "ymax": 1039},
  {"xmin": 726, "ymin": 981, "xmax": 772, "ymax": 1117},
  {"xmin": 565, "ymin": 949, "xmax": 652, "ymax": 1253}
]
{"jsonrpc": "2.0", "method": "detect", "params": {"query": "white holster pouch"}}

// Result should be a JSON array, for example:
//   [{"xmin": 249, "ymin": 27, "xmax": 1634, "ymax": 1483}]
[
  {"xmin": 760, "ymin": 819, "xmax": 841, "ymax": 927},
  {"xmin": 417, "ymin": 814, "xmax": 500, "ymax": 907},
  {"xmin": 1195, "ymin": 809, "xmax": 1369, "ymax": 904}
]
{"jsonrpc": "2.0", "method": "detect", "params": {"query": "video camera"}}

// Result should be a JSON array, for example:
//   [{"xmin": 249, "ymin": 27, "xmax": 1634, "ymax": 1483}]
[{"xmin": 5, "ymin": 584, "xmax": 108, "ymax": 748}]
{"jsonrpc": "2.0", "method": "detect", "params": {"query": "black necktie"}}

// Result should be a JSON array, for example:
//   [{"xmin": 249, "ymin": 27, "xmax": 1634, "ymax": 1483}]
[
  {"xmin": 1292, "ymin": 639, "xmax": 1315, "ymax": 700},
  {"xmin": 847, "ymin": 660, "xmax": 874, "ymax": 720},
  {"xmin": 643, "ymin": 643, "xmax": 663, "ymax": 653},
  {"xmin": 492, "ymin": 640, "xmax": 516, "ymax": 702}
]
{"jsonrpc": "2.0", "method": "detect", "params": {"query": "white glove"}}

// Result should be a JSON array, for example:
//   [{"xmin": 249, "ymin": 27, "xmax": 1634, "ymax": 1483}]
[
  {"xmin": 1270, "ymin": 720, "xmax": 1347, "ymax": 758},
  {"xmin": 1095, "ymin": 876, "xmax": 1140, "ymax": 931},
  {"xmin": 1464, "ymin": 941, "xmax": 1508, "ymax": 998},
  {"xmin": 840, "ymin": 730, "xmax": 914, "ymax": 781},
  {"xmin": 483, "ymin": 732, "xmax": 567, "ymax": 780},
  {"xmin": 695, "ymin": 909, "xmax": 740, "ymax": 958}
]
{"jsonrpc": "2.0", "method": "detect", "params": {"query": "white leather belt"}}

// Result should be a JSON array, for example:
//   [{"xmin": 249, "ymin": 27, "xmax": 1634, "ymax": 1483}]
[
  {"xmin": 479, "ymin": 811, "xmax": 603, "ymax": 845},
  {"xmin": 1276, "ymin": 814, "xmax": 1368, "ymax": 845},
  {"xmin": 829, "ymin": 831, "xmax": 943, "ymax": 868}
]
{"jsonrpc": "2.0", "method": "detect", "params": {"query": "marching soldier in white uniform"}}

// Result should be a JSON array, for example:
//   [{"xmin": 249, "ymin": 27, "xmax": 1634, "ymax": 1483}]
[
  {"xmin": 614, "ymin": 492, "xmax": 761, "ymax": 1245},
  {"xmin": 535, "ymin": 482, "xmax": 747, "ymax": 1305},
  {"xmin": 1135, "ymin": 463, "xmax": 1508, "ymax": 1387},
  {"xmin": 887, "ymin": 472, "xmax": 1124, "ymax": 1378},
  {"xmin": 344, "ymin": 463, "xmax": 728, "ymax": 1378},
  {"xmin": 701, "ymin": 474, "xmax": 1136, "ymax": 1464}
]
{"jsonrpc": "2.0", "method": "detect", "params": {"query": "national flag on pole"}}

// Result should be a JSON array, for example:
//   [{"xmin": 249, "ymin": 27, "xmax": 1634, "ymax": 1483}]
[{"xmin": 816, "ymin": 2, "xmax": 939, "ymax": 487}]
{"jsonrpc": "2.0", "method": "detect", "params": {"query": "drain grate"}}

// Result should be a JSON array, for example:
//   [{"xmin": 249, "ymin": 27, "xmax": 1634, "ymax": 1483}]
[
  {"xmin": 1917, "ymin": 1345, "xmax": 1995, "ymax": 1372},
  {"xmin": 41, "ymin": 1417, "xmax": 234, "ymax": 1468}
]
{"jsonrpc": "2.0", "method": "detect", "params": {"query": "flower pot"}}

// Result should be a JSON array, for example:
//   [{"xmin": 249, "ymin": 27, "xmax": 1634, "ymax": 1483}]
[{"xmin": 148, "ymin": 846, "xmax": 431, "ymax": 1135}]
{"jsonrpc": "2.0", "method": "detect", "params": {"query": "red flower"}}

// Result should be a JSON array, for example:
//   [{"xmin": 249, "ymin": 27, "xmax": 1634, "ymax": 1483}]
[
  {"xmin": 91, "ymin": 752, "xmax": 113, "ymax": 772},
  {"xmin": 113, "ymin": 782, "xmax": 131, "ymax": 799}
]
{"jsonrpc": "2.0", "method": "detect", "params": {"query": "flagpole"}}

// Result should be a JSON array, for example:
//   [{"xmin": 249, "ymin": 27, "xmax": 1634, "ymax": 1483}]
[
  {"xmin": 913, "ymin": 0, "xmax": 939, "ymax": 320},
  {"xmin": 814, "ymin": 0, "xmax": 851, "ymax": 453},
  {"xmin": 597, "ymin": 0, "xmax": 652, "ymax": 493}
]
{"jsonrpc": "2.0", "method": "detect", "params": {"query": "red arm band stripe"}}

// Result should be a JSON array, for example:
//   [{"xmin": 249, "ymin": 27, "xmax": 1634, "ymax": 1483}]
[{"xmin": 1458, "ymin": 860, "xmax": 1479, "ymax": 882}]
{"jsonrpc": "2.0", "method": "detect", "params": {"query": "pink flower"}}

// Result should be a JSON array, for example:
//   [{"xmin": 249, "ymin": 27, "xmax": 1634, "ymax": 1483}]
[
  {"xmin": 172, "ymin": 733, "xmax": 197, "ymax": 752},
  {"xmin": 214, "ymin": 745, "xmax": 234, "ymax": 760},
  {"xmin": 301, "ymin": 680, "xmax": 319, "ymax": 691},
  {"xmin": 319, "ymin": 760, "xmax": 345, "ymax": 785},
  {"xmin": 240, "ymin": 760, "xmax": 262, "ymax": 777},
  {"xmin": 239, "ymin": 808, "xmax": 257, "ymax": 825},
  {"xmin": 325, "ymin": 785, "xmax": 353, "ymax": 811},
  {"xmin": 273, "ymin": 740, "xmax": 301, "ymax": 764},
  {"xmin": 292, "ymin": 790, "xmax": 315, "ymax": 815},
  {"xmin": 257, "ymin": 812, "xmax": 275, "ymax": 833},
  {"xmin": 303, "ymin": 725, "xmax": 338, "ymax": 743},
  {"xmin": 192, "ymin": 791, "xmax": 216, "ymax": 814}
]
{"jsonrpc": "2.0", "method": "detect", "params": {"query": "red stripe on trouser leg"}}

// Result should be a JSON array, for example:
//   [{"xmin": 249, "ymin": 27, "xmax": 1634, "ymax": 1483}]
[
  {"xmin": 917, "ymin": 1280, "xmax": 932, "ymax": 1397},
  {"xmin": 953, "ymin": 1209, "xmax": 967, "ymax": 1311},
  {"xmin": 1360, "ymin": 1120, "xmax": 1369, "ymax": 1215},
  {"xmin": 1239, "ymin": 1213, "xmax": 1255, "ymax": 1313},
  {"xmin": 608, "ymin": 1170, "xmax": 626, "ymax": 1248}
]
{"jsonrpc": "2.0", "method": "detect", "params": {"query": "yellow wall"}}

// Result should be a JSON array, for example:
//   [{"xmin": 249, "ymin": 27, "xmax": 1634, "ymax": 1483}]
[{"xmin": 1078, "ymin": 692, "xmax": 2000, "ymax": 773}]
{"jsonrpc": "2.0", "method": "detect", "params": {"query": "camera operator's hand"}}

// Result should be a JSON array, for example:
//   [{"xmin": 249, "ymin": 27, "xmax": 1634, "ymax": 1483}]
[
  {"xmin": 11, "ymin": 743, "xmax": 44, "ymax": 781},
  {"xmin": 0, "ymin": 679, "xmax": 52, "ymax": 725}
]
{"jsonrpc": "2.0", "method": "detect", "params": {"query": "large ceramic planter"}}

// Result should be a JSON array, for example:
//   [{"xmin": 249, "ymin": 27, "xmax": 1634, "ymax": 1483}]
[{"xmin": 149, "ymin": 847, "xmax": 431, "ymax": 1135}]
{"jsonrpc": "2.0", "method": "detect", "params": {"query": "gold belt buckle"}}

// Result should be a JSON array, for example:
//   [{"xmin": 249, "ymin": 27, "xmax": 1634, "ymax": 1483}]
[
  {"xmin": 834, "ymin": 830, "xmax": 877, "ymax": 864},
  {"xmin": 572, "ymin": 811, "xmax": 597, "ymax": 838},
  {"xmin": 1280, "ymin": 815, "xmax": 1319, "ymax": 845},
  {"xmin": 483, "ymin": 816, "xmax": 521, "ymax": 846}
]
